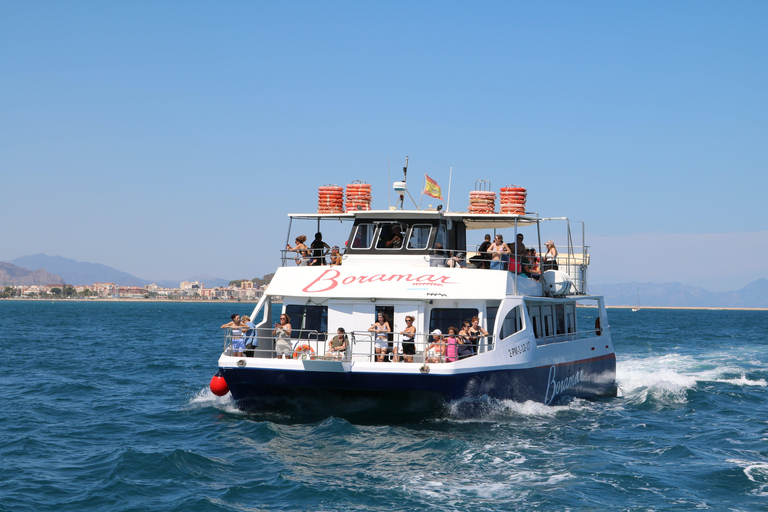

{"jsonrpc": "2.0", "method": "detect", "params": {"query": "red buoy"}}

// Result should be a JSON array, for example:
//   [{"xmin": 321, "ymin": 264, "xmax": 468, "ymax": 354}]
[{"xmin": 209, "ymin": 371, "xmax": 229, "ymax": 396}]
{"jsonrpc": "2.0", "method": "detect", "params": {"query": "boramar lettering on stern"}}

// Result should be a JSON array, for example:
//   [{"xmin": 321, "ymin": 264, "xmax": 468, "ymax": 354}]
[{"xmin": 544, "ymin": 365, "xmax": 589, "ymax": 405}]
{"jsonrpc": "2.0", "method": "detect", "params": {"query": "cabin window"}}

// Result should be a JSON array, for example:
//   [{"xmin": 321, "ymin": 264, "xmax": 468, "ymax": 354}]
[
  {"xmin": 542, "ymin": 305, "xmax": 554, "ymax": 337},
  {"xmin": 351, "ymin": 223, "xmax": 375, "ymax": 249},
  {"xmin": 500, "ymin": 306, "xmax": 523, "ymax": 340},
  {"xmin": 407, "ymin": 224, "xmax": 432, "ymax": 250},
  {"xmin": 555, "ymin": 304, "xmax": 566, "ymax": 336},
  {"xmin": 376, "ymin": 222, "xmax": 407, "ymax": 250},
  {"xmin": 284, "ymin": 305, "xmax": 328, "ymax": 341},
  {"xmin": 528, "ymin": 305, "xmax": 542, "ymax": 338},
  {"xmin": 565, "ymin": 304, "xmax": 576, "ymax": 334},
  {"xmin": 429, "ymin": 308, "xmax": 479, "ymax": 334},
  {"xmin": 486, "ymin": 303, "xmax": 499, "ymax": 337}
]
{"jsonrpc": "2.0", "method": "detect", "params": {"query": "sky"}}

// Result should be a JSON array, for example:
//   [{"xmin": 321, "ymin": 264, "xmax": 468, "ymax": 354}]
[{"xmin": 1, "ymin": 1, "xmax": 766, "ymax": 292}]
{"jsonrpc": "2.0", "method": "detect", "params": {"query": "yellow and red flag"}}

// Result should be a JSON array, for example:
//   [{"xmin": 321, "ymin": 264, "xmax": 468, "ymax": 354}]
[{"xmin": 423, "ymin": 174, "xmax": 443, "ymax": 201}]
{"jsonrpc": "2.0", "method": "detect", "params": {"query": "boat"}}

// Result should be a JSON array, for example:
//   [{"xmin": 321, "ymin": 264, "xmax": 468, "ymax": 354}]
[
  {"xmin": 210, "ymin": 177, "xmax": 617, "ymax": 417},
  {"xmin": 632, "ymin": 286, "xmax": 640, "ymax": 312}
]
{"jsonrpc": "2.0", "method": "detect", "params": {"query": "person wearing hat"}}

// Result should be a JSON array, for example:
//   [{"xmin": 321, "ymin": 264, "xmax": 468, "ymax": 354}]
[
  {"xmin": 426, "ymin": 329, "xmax": 445, "ymax": 363},
  {"xmin": 542, "ymin": 240, "xmax": 558, "ymax": 272},
  {"xmin": 325, "ymin": 327, "xmax": 348, "ymax": 359},
  {"xmin": 329, "ymin": 245, "xmax": 342, "ymax": 266}
]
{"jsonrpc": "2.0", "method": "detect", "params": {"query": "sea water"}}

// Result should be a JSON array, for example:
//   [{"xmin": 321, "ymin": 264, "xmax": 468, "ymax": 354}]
[{"xmin": 0, "ymin": 301, "xmax": 766, "ymax": 511}]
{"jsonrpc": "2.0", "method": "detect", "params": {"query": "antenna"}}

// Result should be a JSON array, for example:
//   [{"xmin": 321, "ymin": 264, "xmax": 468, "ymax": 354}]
[{"xmin": 398, "ymin": 156, "xmax": 409, "ymax": 209}]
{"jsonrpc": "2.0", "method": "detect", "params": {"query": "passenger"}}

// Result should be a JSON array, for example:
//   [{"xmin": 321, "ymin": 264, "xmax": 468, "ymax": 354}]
[
  {"xmin": 468, "ymin": 316, "xmax": 490, "ymax": 351},
  {"xmin": 399, "ymin": 315, "xmax": 417, "ymax": 363},
  {"xmin": 242, "ymin": 315, "xmax": 257, "ymax": 355},
  {"xmin": 542, "ymin": 240, "xmax": 559, "ymax": 271},
  {"xmin": 273, "ymin": 313, "xmax": 293, "ymax": 358},
  {"xmin": 287, "ymin": 235, "xmax": 310, "ymax": 266},
  {"xmin": 385, "ymin": 232, "xmax": 403, "ymax": 248},
  {"xmin": 325, "ymin": 327, "xmax": 348, "ymax": 359},
  {"xmin": 508, "ymin": 233, "xmax": 526, "ymax": 273},
  {"xmin": 368, "ymin": 312, "xmax": 391, "ymax": 362},
  {"xmin": 221, "ymin": 313, "xmax": 247, "ymax": 357},
  {"xmin": 309, "ymin": 232, "xmax": 330, "ymax": 266},
  {"xmin": 488, "ymin": 234, "xmax": 510, "ymax": 270},
  {"xmin": 469, "ymin": 234, "xmax": 492, "ymax": 269},
  {"xmin": 444, "ymin": 326, "xmax": 459, "ymax": 363},
  {"xmin": 457, "ymin": 320, "xmax": 474, "ymax": 359},
  {"xmin": 329, "ymin": 245, "xmax": 342, "ymax": 266},
  {"xmin": 426, "ymin": 329, "xmax": 445, "ymax": 363},
  {"xmin": 430, "ymin": 242, "xmax": 447, "ymax": 267},
  {"xmin": 446, "ymin": 250, "xmax": 466, "ymax": 268}
]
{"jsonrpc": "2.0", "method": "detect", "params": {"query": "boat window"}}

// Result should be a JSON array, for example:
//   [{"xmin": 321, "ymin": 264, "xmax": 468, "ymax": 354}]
[
  {"xmin": 429, "ymin": 308, "xmax": 479, "ymax": 334},
  {"xmin": 406, "ymin": 224, "xmax": 432, "ymax": 250},
  {"xmin": 486, "ymin": 303, "xmax": 499, "ymax": 337},
  {"xmin": 284, "ymin": 305, "xmax": 328, "ymax": 341},
  {"xmin": 351, "ymin": 223, "xmax": 375, "ymax": 249},
  {"xmin": 376, "ymin": 223, "xmax": 407, "ymax": 250},
  {"xmin": 555, "ymin": 304, "xmax": 566, "ymax": 336},
  {"xmin": 528, "ymin": 305, "xmax": 541, "ymax": 338},
  {"xmin": 500, "ymin": 306, "xmax": 523, "ymax": 340},
  {"xmin": 565, "ymin": 304, "xmax": 576, "ymax": 334},
  {"xmin": 542, "ymin": 305, "xmax": 554, "ymax": 337}
]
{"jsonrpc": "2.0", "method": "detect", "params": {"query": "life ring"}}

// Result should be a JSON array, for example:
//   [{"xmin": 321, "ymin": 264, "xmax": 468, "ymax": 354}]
[
  {"xmin": 595, "ymin": 317, "xmax": 602, "ymax": 336},
  {"xmin": 293, "ymin": 344, "xmax": 316, "ymax": 359}
]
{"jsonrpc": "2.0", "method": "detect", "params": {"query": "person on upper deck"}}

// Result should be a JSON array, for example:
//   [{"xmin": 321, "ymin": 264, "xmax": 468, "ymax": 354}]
[
  {"xmin": 287, "ymin": 235, "xmax": 310, "ymax": 266},
  {"xmin": 273, "ymin": 313, "xmax": 293, "ymax": 358},
  {"xmin": 508, "ymin": 233, "xmax": 526, "ymax": 273},
  {"xmin": 489, "ymin": 234, "xmax": 510, "ymax": 270},
  {"xmin": 329, "ymin": 245, "xmax": 342, "ymax": 266},
  {"xmin": 325, "ymin": 327, "xmax": 348, "ymax": 359},
  {"xmin": 368, "ymin": 312, "xmax": 391, "ymax": 362},
  {"xmin": 542, "ymin": 240, "xmax": 558, "ymax": 271},
  {"xmin": 469, "ymin": 234, "xmax": 492, "ymax": 269},
  {"xmin": 309, "ymin": 232, "xmax": 330, "ymax": 266}
]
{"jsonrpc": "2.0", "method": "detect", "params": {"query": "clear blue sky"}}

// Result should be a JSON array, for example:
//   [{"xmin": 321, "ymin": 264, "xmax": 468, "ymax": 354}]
[{"xmin": 2, "ymin": 1, "xmax": 766, "ymax": 292}]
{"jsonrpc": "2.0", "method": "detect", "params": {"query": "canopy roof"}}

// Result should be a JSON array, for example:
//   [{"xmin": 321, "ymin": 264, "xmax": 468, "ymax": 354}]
[{"xmin": 287, "ymin": 209, "xmax": 541, "ymax": 229}]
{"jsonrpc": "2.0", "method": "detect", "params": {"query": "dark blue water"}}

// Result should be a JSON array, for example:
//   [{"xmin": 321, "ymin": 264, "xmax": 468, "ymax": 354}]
[{"xmin": 1, "ymin": 301, "xmax": 766, "ymax": 511}]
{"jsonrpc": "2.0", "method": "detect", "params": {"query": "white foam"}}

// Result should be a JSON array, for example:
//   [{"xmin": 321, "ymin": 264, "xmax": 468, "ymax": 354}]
[
  {"xmin": 714, "ymin": 374, "xmax": 767, "ymax": 387},
  {"xmin": 727, "ymin": 459, "xmax": 768, "ymax": 497},
  {"xmin": 187, "ymin": 387, "xmax": 242, "ymax": 414}
]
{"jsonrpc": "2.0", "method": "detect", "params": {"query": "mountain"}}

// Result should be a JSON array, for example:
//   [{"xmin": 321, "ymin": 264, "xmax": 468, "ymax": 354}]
[
  {"xmin": 6, "ymin": 254, "xmax": 231, "ymax": 289},
  {"xmin": 590, "ymin": 279, "xmax": 768, "ymax": 308},
  {"xmin": 0, "ymin": 262, "xmax": 64, "ymax": 286},
  {"xmin": 10, "ymin": 254, "xmax": 150, "ymax": 287}
]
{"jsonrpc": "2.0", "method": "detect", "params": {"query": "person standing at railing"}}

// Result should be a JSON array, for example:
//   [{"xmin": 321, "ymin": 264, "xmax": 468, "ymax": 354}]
[
  {"xmin": 444, "ymin": 327, "xmax": 459, "ymax": 363},
  {"xmin": 309, "ymin": 232, "xmax": 330, "ymax": 266},
  {"xmin": 242, "ymin": 315, "xmax": 257, "ymax": 355},
  {"xmin": 368, "ymin": 312, "xmax": 391, "ymax": 362},
  {"xmin": 273, "ymin": 313, "xmax": 293, "ymax": 358},
  {"xmin": 542, "ymin": 240, "xmax": 558, "ymax": 271},
  {"xmin": 399, "ymin": 316, "xmax": 417, "ymax": 363},
  {"xmin": 221, "ymin": 313, "xmax": 247, "ymax": 357},
  {"xmin": 468, "ymin": 316, "xmax": 489, "ymax": 351},
  {"xmin": 489, "ymin": 235, "xmax": 510, "ymax": 270},
  {"xmin": 287, "ymin": 235, "xmax": 310, "ymax": 266},
  {"xmin": 457, "ymin": 321, "xmax": 474, "ymax": 359},
  {"xmin": 426, "ymin": 329, "xmax": 445, "ymax": 363}
]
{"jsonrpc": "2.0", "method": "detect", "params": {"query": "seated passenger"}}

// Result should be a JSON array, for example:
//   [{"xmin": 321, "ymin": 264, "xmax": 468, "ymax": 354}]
[
  {"xmin": 329, "ymin": 245, "xmax": 342, "ymax": 266},
  {"xmin": 430, "ymin": 243, "xmax": 447, "ymax": 267},
  {"xmin": 325, "ymin": 327, "xmax": 348, "ymax": 359},
  {"xmin": 426, "ymin": 329, "xmax": 445, "ymax": 363},
  {"xmin": 446, "ymin": 251, "xmax": 466, "ymax": 268},
  {"xmin": 469, "ymin": 234, "xmax": 492, "ymax": 269},
  {"xmin": 542, "ymin": 240, "xmax": 558, "ymax": 271}
]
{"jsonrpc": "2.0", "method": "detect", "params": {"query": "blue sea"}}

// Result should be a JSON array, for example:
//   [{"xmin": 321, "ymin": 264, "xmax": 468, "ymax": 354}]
[{"xmin": 1, "ymin": 301, "xmax": 766, "ymax": 511}]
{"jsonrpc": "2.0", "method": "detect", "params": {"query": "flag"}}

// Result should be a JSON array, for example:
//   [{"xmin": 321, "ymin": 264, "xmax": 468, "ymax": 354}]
[{"xmin": 423, "ymin": 174, "xmax": 443, "ymax": 201}]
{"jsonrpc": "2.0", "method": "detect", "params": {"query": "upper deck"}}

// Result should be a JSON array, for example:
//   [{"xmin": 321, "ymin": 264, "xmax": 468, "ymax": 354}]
[{"xmin": 278, "ymin": 208, "xmax": 591, "ymax": 298}]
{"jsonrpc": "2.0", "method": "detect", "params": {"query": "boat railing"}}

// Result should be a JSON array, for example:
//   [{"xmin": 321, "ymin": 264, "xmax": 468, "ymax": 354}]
[{"xmin": 221, "ymin": 328, "xmax": 489, "ymax": 363}]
